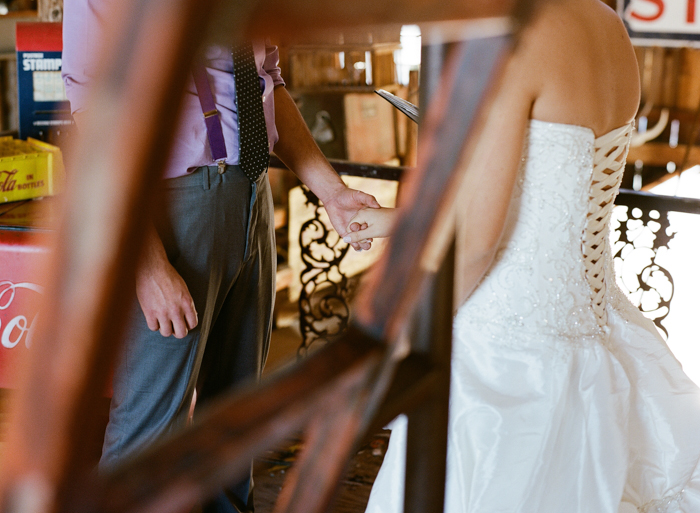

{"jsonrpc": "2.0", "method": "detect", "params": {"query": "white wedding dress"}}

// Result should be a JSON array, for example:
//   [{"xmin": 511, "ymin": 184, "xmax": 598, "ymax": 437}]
[{"xmin": 365, "ymin": 120, "xmax": 700, "ymax": 513}]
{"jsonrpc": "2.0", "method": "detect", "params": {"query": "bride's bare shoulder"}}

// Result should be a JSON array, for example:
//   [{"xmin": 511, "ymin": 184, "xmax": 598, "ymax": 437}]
[
  {"xmin": 519, "ymin": 0, "xmax": 633, "ymax": 64},
  {"xmin": 511, "ymin": 0, "xmax": 639, "ymax": 132}
]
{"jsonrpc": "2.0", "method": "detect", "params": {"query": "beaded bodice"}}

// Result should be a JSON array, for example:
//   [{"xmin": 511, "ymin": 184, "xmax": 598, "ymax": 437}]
[{"xmin": 455, "ymin": 119, "xmax": 633, "ymax": 345}]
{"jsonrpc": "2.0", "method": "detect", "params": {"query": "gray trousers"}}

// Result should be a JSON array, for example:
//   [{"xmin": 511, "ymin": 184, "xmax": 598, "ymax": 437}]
[{"xmin": 101, "ymin": 164, "xmax": 275, "ymax": 511}]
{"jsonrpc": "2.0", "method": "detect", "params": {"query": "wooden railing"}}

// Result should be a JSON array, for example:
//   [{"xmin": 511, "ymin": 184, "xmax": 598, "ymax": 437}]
[{"xmin": 0, "ymin": 1, "xmax": 537, "ymax": 513}]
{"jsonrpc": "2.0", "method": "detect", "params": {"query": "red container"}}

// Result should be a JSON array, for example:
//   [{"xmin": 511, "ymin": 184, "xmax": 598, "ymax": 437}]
[{"xmin": 0, "ymin": 228, "xmax": 51, "ymax": 388}]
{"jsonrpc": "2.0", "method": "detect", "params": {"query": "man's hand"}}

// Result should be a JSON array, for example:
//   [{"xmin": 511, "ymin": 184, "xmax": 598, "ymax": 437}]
[
  {"xmin": 323, "ymin": 186, "xmax": 380, "ymax": 251},
  {"xmin": 136, "ymin": 226, "xmax": 198, "ymax": 338},
  {"xmin": 272, "ymin": 86, "xmax": 380, "ymax": 251}
]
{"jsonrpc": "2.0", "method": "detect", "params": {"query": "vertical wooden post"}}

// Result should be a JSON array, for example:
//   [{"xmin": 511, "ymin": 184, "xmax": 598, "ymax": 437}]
[
  {"xmin": 38, "ymin": 0, "xmax": 62, "ymax": 22},
  {"xmin": 352, "ymin": 34, "xmax": 513, "ymax": 341},
  {"xmin": 0, "ymin": 0, "xmax": 228, "ymax": 510},
  {"xmin": 0, "ymin": 2, "xmax": 534, "ymax": 512},
  {"xmin": 403, "ymin": 243, "xmax": 454, "ymax": 513}
]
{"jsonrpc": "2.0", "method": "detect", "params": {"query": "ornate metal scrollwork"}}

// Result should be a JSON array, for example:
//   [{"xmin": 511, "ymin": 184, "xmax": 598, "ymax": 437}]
[
  {"xmin": 611, "ymin": 205, "xmax": 675, "ymax": 338},
  {"xmin": 297, "ymin": 185, "xmax": 353, "ymax": 355}
]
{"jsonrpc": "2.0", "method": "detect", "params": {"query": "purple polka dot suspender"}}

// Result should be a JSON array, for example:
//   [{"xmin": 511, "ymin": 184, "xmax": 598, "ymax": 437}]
[
  {"xmin": 192, "ymin": 42, "xmax": 269, "ymax": 180},
  {"xmin": 192, "ymin": 61, "xmax": 228, "ymax": 175}
]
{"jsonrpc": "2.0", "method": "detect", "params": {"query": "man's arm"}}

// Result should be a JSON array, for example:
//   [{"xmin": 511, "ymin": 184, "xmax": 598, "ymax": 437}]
[
  {"xmin": 272, "ymin": 85, "xmax": 380, "ymax": 251},
  {"xmin": 135, "ymin": 224, "xmax": 198, "ymax": 338},
  {"xmin": 72, "ymin": 112, "xmax": 197, "ymax": 338}
]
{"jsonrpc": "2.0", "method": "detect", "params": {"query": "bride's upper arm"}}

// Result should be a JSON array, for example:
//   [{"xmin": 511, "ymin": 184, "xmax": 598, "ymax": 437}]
[{"xmin": 453, "ymin": 45, "xmax": 539, "ymax": 257}]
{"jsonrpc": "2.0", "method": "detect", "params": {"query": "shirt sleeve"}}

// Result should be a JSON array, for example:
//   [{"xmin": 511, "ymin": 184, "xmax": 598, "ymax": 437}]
[
  {"xmin": 61, "ymin": 0, "xmax": 103, "ymax": 114},
  {"xmin": 263, "ymin": 39, "xmax": 285, "ymax": 88}
]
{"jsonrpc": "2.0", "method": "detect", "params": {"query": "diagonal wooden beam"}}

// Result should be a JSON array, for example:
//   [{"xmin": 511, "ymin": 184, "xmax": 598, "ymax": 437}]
[
  {"xmin": 79, "ymin": 31, "xmax": 516, "ymax": 513},
  {"xmin": 0, "ymin": 0, "xmax": 240, "ymax": 510},
  {"xmin": 272, "ymin": 382, "xmax": 374, "ymax": 513},
  {"xmin": 352, "ymin": 34, "xmax": 514, "ymax": 342},
  {"xmin": 0, "ymin": 1, "xmax": 539, "ymax": 513},
  {"xmin": 69, "ymin": 329, "xmax": 384, "ymax": 513}
]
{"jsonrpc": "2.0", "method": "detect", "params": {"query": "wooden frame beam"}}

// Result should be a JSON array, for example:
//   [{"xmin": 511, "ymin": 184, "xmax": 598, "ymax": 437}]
[{"xmin": 0, "ymin": 2, "xmax": 539, "ymax": 513}]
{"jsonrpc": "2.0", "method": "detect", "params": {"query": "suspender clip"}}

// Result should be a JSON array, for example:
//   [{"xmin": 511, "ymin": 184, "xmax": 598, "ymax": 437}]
[{"xmin": 217, "ymin": 160, "xmax": 226, "ymax": 175}]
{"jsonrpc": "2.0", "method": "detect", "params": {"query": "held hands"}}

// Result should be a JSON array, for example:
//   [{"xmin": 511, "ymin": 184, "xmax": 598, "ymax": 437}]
[
  {"xmin": 136, "ymin": 227, "xmax": 198, "ymax": 339},
  {"xmin": 343, "ymin": 207, "xmax": 397, "ymax": 244},
  {"xmin": 322, "ymin": 186, "xmax": 381, "ymax": 251}
]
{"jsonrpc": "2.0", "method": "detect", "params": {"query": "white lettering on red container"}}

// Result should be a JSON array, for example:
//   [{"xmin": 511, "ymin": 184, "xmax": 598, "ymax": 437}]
[{"xmin": 0, "ymin": 281, "xmax": 43, "ymax": 349}]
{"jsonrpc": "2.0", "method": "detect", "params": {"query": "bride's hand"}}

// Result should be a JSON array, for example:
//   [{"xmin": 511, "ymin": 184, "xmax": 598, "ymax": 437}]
[{"xmin": 343, "ymin": 207, "xmax": 397, "ymax": 243}]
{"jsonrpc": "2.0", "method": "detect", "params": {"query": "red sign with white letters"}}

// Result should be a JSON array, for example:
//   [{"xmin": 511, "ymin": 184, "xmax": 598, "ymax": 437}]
[
  {"xmin": 0, "ymin": 230, "xmax": 50, "ymax": 389},
  {"xmin": 619, "ymin": 0, "xmax": 700, "ymax": 46}
]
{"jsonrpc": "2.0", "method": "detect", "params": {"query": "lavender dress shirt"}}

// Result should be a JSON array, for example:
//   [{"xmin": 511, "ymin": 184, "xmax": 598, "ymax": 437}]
[{"xmin": 61, "ymin": 0, "xmax": 285, "ymax": 179}]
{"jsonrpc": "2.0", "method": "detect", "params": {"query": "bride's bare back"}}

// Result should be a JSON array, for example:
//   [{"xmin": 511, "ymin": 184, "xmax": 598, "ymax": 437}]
[
  {"xmin": 526, "ymin": 0, "xmax": 640, "ymax": 135},
  {"xmin": 451, "ymin": 0, "xmax": 641, "ymax": 305}
]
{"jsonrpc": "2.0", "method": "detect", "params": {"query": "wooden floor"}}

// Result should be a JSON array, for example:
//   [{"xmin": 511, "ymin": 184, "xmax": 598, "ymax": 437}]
[
  {"xmin": 253, "ymin": 431, "xmax": 388, "ymax": 513},
  {"xmin": 257, "ymin": 299, "xmax": 387, "ymax": 513}
]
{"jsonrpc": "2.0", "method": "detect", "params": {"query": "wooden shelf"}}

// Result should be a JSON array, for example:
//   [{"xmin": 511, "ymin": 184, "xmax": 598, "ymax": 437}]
[
  {"xmin": 0, "ymin": 10, "xmax": 37, "ymax": 18},
  {"xmin": 288, "ymin": 42, "xmax": 400, "ymax": 53},
  {"xmin": 628, "ymin": 142, "xmax": 700, "ymax": 168}
]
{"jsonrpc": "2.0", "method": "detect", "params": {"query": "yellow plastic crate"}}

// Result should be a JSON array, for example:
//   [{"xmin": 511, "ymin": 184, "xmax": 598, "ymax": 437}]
[{"xmin": 0, "ymin": 136, "xmax": 64, "ymax": 203}]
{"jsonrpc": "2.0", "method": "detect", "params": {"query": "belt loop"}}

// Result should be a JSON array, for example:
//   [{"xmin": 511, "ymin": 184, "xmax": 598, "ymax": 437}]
[{"xmin": 202, "ymin": 166, "xmax": 211, "ymax": 190}]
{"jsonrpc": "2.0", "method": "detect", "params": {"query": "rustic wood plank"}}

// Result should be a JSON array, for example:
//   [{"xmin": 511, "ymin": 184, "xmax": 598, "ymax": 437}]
[
  {"xmin": 0, "ymin": 3, "xmax": 536, "ymax": 513},
  {"xmin": 0, "ymin": 0, "xmax": 239, "ymax": 510},
  {"xmin": 273, "ymin": 397, "xmax": 370, "ymax": 513},
  {"xmin": 246, "ymin": 0, "xmax": 518, "ymax": 37},
  {"xmin": 404, "ymin": 244, "xmax": 453, "ymax": 513},
  {"xmin": 627, "ymin": 142, "xmax": 700, "ymax": 168},
  {"xmin": 616, "ymin": 189, "xmax": 700, "ymax": 215},
  {"xmin": 85, "ymin": 29, "xmax": 516, "ymax": 513},
  {"xmin": 352, "ymin": 35, "xmax": 513, "ymax": 342},
  {"xmin": 76, "ymin": 330, "xmax": 384, "ymax": 513}
]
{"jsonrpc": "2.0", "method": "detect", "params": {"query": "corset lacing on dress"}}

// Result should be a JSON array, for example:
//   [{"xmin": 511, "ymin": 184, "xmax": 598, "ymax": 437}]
[{"xmin": 582, "ymin": 122, "xmax": 634, "ymax": 327}]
